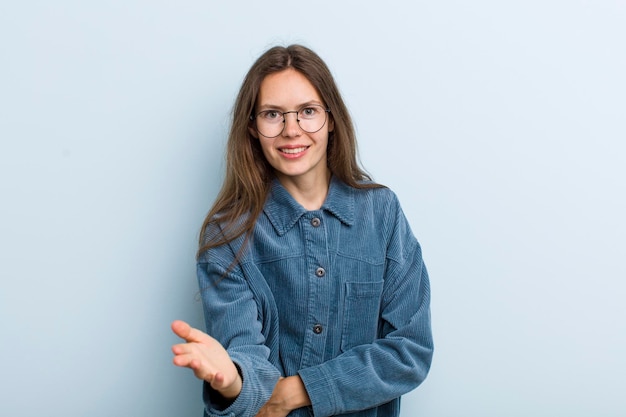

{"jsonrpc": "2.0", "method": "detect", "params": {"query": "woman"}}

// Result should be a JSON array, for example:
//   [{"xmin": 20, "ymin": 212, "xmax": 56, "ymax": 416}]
[{"xmin": 172, "ymin": 44, "xmax": 433, "ymax": 417}]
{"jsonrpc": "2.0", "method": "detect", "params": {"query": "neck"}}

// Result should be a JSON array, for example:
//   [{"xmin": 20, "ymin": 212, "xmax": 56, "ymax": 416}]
[{"xmin": 276, "ymin": 171, "xmax": 331, "ymax": 211}]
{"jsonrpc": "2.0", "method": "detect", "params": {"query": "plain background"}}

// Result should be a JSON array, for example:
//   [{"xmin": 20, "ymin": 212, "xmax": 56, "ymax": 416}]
[{"xmin": 1, "ymin": 1, "xmax": 625, "ymax": 416}]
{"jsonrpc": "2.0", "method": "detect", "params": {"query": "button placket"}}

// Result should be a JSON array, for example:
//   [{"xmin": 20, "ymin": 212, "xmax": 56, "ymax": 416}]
[{"xmin": 301, "ymin": 212, "xmax": 330, "ymax": 367}]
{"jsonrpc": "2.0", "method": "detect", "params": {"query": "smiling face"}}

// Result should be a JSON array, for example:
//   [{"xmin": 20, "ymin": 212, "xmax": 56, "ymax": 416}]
[{"xmin": 250, "ymin": 68, "xmax": 334, "ymax": 189}]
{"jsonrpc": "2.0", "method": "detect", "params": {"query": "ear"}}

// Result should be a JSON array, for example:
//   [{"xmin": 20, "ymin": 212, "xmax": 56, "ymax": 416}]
[
  {"xmin": 248, "ymin": 124, "xmax": 259, "ymax": 139},
  {"xmin": 328, "ymin": 116, "xmax": 334, "ymax": 133}
]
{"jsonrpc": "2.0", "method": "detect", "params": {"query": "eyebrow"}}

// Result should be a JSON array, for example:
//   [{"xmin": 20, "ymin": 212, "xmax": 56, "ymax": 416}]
[{"xmin": 257, "ymin": 100, "xmax": 325, "ymax": 111}]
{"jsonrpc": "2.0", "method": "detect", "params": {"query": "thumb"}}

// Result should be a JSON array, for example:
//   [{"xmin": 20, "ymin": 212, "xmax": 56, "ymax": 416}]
[{"xmin": 171, "ymin": 320, "xmax": 213, "ymax": 344}]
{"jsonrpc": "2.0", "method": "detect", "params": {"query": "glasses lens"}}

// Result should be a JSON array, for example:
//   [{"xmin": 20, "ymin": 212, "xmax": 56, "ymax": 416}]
[
  {"xmin": 255, "ymin": 105, "xmax": 328, "ymax": 138},
  {"xmin": 298, "ymin": 105, "xmax": 327, "ymax": 133},
  {"xmin": 255, "ymin": 110, "xmax": 284, "ymax": 138}
]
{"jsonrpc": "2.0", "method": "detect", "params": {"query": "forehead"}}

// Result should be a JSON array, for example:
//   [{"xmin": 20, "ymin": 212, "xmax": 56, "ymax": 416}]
[{"xmin": 257, "ymin": 68, "xmax": 322, "ymax": 108}]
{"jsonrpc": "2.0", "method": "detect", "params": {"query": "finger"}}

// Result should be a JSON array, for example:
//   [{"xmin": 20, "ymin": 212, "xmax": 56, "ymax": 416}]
[
  {"xmin": 171, "ymin": 320, "xmax": 214, "ymax": 344},
  {"xmin": 171, "ymin": 320, "xmax": 192, "ymax": 339},
  {"xmin": 173, "ymin": 355, "xmax": 215, "ymax": 381},
  {"xmin": 172, "ymin": 352, "xmax": 195, "ymax": 368},
  {"xmin": 210, "ymin": 371, "xmax": 225, "ymax": 389},
  {"xmin": 171, "ymin": 343, "xmax": 193, "ymax": 355},
  {"xmin": 189, "ymin": 358, "xmax": 217, "ymax": 381}
]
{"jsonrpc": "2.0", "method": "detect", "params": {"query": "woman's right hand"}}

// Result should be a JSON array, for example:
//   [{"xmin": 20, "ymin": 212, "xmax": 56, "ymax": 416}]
[{"xmin": 171, "ymin": 320, "xmax": 242, "ymax": 400}]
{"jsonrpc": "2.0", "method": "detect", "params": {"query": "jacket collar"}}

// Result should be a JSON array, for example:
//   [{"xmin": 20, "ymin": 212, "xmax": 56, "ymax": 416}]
[{"xmin": 263, "ymin": 176, "xmax": 355, "ymax": 236}]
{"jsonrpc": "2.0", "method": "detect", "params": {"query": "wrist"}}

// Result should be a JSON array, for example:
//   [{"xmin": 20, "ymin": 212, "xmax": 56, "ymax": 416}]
[{"xmin": 281, "ymin": 376, "xmax": 311, "ymax": 410}]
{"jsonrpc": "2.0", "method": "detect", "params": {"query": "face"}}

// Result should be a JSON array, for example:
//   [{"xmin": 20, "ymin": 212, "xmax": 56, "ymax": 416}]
[{"xmin": 250, "ymin": 68, "xmax": 334, "ymax": 187}]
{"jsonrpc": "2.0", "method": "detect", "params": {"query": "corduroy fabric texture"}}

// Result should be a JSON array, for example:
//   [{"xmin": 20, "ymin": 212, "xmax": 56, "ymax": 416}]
[{"xmin": 197, "ymin": 177, "xmax": 433, "ymax": 417}]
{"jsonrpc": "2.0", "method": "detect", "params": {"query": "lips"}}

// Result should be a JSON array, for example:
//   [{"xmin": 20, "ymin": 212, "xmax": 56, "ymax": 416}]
[{"xmin": 279, "ymin": 146, "xmax": 308, "ymax": 154}]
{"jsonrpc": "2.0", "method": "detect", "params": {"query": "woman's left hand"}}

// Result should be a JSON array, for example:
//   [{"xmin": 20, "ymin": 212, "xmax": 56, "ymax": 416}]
[{"xmin": 255, "ymin": 376, "xmax": 311, "ymax": 417}]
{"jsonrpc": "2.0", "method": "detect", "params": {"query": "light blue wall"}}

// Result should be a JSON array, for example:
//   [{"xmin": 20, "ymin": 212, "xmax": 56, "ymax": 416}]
[{"xmin": 1, "ymin": 1, "xmax": 624, "ymax": 416}]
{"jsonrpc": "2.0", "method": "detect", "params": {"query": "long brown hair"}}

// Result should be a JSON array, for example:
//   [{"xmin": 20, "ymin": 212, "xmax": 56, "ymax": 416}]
[{"xmin": 198, "ymin": 44, "xmax": 381, "ymax": 258}]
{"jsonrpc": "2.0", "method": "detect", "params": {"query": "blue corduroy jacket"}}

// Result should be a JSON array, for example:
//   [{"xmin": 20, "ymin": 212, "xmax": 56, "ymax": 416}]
[{"xmin": 197, "ymin": 177, "xmax": 433, "ymax": 417}]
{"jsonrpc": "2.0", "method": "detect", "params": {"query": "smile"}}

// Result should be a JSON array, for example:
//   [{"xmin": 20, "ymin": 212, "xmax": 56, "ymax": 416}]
[{"xmin": 280, "ymin": 146, "xmax": 308, "ymax": 154}]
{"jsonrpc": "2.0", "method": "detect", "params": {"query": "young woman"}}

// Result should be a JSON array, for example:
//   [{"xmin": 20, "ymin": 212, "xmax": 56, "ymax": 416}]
[{"xmin": 171, "ymin": 44, "xmax": 433, "ymax": 417}]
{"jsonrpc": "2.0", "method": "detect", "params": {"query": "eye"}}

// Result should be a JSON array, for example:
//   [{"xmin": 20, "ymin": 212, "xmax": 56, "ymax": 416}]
[
  {"xmin": 300, "ymin": 107, "xmax": 318, "ymax": 118},
  {"xmin": 260, "ymin": 110, "xmax": 281, "ymax": 120}
]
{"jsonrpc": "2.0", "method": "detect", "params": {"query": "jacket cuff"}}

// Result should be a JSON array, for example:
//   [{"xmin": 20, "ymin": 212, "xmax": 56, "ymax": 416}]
[
  {"xmin": 298, "ymin": 365, "xmax": 338, "ymax": 417},
  {"xmin": 202, "ymin": 361, "xmax": 256, "ymax": 417}
]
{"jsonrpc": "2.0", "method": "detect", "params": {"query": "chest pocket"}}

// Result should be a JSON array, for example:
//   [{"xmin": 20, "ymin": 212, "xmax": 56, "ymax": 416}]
[{"xmin": 340, "ymin": 280, "xmax": 384, "ymax": 352}]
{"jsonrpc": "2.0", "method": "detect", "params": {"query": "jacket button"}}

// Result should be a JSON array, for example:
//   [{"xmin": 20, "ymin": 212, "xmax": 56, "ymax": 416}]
[
  {"xmin": 315, "ymin": 267, "xmax": 325, "ymax": 277},
  {"xmin": 311, "ymin": 217, "xmax": 321, "ymax": 227},
  {"xmin": 313, "ymin": 324, "xmax": 323, "ymax": 334}
]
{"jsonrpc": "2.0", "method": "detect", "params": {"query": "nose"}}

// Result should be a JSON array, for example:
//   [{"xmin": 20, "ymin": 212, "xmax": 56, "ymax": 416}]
[{"xmin": 282, "ymin": 111, "xmax": 301, "ymax": 137}]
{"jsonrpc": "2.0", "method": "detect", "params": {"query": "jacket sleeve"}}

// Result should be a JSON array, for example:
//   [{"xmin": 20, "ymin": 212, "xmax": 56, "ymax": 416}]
[
  {"xmin": 196, "ymin": 254, "xmax": 282, "ymax": 417},
  {"xmin": 298, "ymin": 193, "xmax": 434, "ymax": 416}
]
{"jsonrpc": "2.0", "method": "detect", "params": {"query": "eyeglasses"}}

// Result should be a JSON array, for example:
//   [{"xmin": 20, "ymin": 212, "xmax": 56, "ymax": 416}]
[{"xmin": 251, "ymin": 104, "xmax": 331, "ymax": 138}]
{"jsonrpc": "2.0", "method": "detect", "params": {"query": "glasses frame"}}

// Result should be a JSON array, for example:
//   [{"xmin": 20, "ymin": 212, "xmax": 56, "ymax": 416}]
[{"xmin": 250, "ymin": 105, "xmax": 331, "ymax": 138}]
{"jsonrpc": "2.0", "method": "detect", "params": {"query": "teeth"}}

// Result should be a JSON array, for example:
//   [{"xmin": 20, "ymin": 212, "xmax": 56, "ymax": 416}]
[{"xmin": 281, "ymin": 147, "xmax": 307, "ymax": 154}]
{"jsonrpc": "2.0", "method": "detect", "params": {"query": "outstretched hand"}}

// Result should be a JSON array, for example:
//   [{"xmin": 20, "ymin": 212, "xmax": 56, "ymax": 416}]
[{"xmin": 171, "ymin": 320, "xmax": 242, "ymax": 399}]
